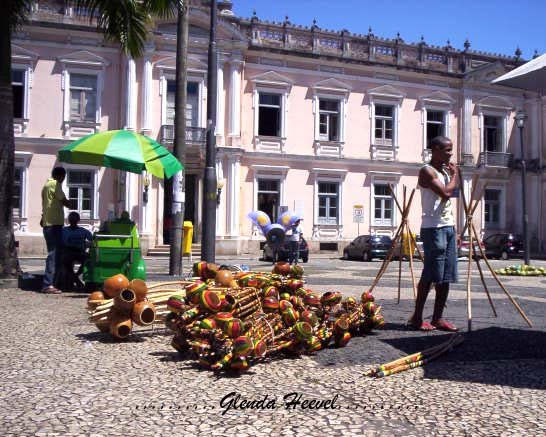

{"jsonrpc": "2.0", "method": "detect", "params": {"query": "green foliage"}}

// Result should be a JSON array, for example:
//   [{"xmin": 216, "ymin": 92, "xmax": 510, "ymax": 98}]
[
  {"xmin": 8, "ymin": 0, "xmax": 35, "ymax": 31},
  {"xmin": 495, "ymin": 264, "xmax": 546, "ymax": 276},
  {"xmin": 71, "ymin": 0, "xmax": 179, "ymax": 58}
]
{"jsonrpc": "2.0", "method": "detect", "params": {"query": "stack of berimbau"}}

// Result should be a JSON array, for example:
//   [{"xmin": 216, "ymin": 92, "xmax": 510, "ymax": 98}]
[
  {"xmin": 166, "ymin": 261, "xmax": 385, "ymax": 372},
  {"xmin": 87, "ymin": 275, "xmax": 189, "ymax": 339}
]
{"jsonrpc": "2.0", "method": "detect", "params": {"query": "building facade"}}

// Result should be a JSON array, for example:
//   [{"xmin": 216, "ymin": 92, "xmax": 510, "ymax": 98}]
[{"xmin": 12, "ymin": 0, "xmax": 546, "ymax": 256}]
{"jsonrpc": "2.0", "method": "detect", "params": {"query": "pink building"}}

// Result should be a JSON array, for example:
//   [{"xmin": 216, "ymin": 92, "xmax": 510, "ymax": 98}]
[{"xmin": 12, "ymin": 1, "xmax": 546, "ymax": 257}]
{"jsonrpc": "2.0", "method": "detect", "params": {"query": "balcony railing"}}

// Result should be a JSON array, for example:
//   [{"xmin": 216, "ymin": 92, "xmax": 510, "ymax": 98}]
[
  {"xmin": 159, "ymin": 125, "xmax": 206, "ymax": 145},
  {"xmin": 478, "ymin": 151, "xmax": 513, "ymax": 168}
]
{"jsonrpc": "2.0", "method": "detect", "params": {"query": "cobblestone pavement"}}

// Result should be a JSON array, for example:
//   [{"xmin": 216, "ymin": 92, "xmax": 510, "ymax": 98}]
[{"xmin": 2, "ymin": 257, "xmax": 545, "ymax": 436}]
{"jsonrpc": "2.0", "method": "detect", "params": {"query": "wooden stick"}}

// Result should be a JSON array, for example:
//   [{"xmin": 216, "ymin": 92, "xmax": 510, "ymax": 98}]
[
  {"xmin": 407, "ymin": 222, "xmax": 418, "ymax": 300},
  {"xmin": 372, "ymin": 333, "xmax": 461, "ymax": 372},
  {"xmin": 397, "ymin": 187, "xmax": 406, "ymax": 304},
  {"xmin": 466, "ymin": 218, "xmax": 473, "ymax": 332},
  {"xmin": 374, "ymin": 335, "xmax": 464, "ymax": 377},
  {"xmin": 458, "ymin": 168, "xmax": 473, "ymax": 332},
  {"xmin": 460, "ymin": 183, "xmax": 487, "ymax": 237},
  {"xmin": 470, "ymin": 221, "xmax": 532, "ymax": 327},
  {"xmin": 474, "ymin": 257, "xmax": 497, "ymax": 317},
  {"xmin": 367, "ymin": 224, "xmax": 404, "ymax": 294},
  {"xmin": 147, "ymin": 281, "xmax": 193, "ymax": 289}
]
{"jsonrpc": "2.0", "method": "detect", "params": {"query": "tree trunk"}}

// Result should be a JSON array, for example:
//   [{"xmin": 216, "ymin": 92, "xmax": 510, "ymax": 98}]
[
  {"xmin": 0, "ymin": 2, "xmax": 20, "ymax": 278},
  {"xmin": 168, "ymin": 2, "xmax": 189, "ymax": 276}
]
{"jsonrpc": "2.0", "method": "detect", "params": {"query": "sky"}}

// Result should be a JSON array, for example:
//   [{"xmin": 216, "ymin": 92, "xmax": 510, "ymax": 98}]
[{"xmin": 232, "ymin": 0, "xmax": 546, "ymax": 60}]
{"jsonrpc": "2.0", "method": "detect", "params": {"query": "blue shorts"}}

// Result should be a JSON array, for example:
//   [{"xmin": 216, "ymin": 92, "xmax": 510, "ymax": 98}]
[{"xmin": 420, "ymin": 226, "xmax": 458, "ymax": 284}]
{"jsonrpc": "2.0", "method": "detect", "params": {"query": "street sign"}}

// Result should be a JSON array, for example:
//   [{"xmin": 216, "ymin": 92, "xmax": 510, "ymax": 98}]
[{"xmin": 353, "ymin": 205, "xmax": 364, "ymax": 223}]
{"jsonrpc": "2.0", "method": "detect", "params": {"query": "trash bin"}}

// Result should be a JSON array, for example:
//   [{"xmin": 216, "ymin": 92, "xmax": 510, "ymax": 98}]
[{"xmin": 183, "ymin": 221, "xmax": 193, "ymax": 255}]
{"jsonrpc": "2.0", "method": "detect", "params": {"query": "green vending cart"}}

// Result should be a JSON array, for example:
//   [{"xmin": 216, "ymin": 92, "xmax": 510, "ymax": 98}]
[{"xmin": 83, "ymin": 217, "xmax": 146, "ymax": 289}]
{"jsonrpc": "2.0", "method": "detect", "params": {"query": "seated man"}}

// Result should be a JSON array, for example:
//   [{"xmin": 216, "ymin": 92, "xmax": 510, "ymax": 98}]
[{"xmin": 60, "ymin": 212, "xmax": 93, "ymax": 291}]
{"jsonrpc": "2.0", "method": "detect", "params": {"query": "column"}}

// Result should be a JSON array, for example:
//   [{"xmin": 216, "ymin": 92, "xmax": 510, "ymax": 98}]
[
  {"xmin": 215, "ymin": 59, "xmax": 225, "ymax": 144},
  {"xmin": 227, "ymin": 154, "xmax": 241, "ymax": 236},
  {"xmin": 141, "ymin": 55, "xmax": 153, "ymax": 135},
  {"xmin": 462, "ymin": 91, "xmax": 473, "ymax": 165},
  {"xmin": 228, "ymin": 59, "xmax": 243, "ymax": 145},
  {"xmin": 125, "ymin": 57, "xmax": 137, "ymax": 131}
]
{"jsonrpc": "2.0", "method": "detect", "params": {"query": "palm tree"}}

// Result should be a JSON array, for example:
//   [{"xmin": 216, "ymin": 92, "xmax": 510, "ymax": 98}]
[{"xmin": 0, "ymin": 0, "xmax": 182, "ymax": 279}]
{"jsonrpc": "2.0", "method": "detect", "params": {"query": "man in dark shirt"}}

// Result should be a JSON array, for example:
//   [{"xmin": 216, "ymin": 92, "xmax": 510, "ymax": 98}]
[{"xmin": 60, "ymin": 211, "xmax": 93, "ymax": 291}]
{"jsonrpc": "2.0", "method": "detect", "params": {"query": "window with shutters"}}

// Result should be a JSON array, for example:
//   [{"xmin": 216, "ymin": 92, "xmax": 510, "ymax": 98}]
[
  {"xmin": 426, "ymin": 110, "xmax": 446, "ymax": 149},
  {"xmin": 257, "ymin": 179, "xmax": 280, "ymax": 223},
  {"xmin": 318, "ymin": 182, "xmax": 339, "ymax": 225},
  {"xmin": 374, "ymin": 105, "xmax": 394, "ymax": 146},
  {"xmin": 484, "ymin": 189, "xmax": 501, "ymax": 227},
  {"xmin": 318, "ymin": 99, "xmax": 340, "ymax": 141},
  {"xmin": 67, "ymin": 170, "xmax": 94, "ymax": 219},
  {"xmin": 70, "ymin": 74, "xmax": 97, "ymax": 122},
  {"xmin": 373, "ymin": 183, "xmax": 393, "ymax": 226}
]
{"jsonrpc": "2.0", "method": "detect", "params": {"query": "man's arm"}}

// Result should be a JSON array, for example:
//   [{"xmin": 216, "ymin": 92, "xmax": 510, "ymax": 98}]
[
  {"xmin": 55, "ymin": 182, "xmax": 71, "ymax": 207},
  {"xmin": 418, "ymin": 164, "xmax": 459, "ymax": 201}
]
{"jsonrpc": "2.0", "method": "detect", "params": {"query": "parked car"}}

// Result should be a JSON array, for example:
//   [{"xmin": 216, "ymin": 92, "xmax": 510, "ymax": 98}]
[
  {"xmin": 263, "ymin": 237, "xmax": 309, "ymax": 263},
  {"xmin": 343, "ymin": 235, "xmax": 392, "ymax": 261},
  {"xmin": 483, "ymin": 233, "xmax": 524, "ymax": 260},
  {"xmin": 457, "ymin": 235, "xmax": 485, "ymax": 258},
  {"xmin": 392, "ymin": 234, "xmax": 424, "ymax": 260}
]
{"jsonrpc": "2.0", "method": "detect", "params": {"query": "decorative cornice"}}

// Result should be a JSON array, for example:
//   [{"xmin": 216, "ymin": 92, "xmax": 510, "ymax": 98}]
[
  {"xmin": 57, "ymin": 50, "xmax": 110, "ymax": 67},
  {"xmin": 312, "ymin": 77, "xmax": 352, "ymax": 93},
  {"xmin": 250, "ymin": 70, "xmax": 294, "ymax": 87},
  {"xmin": 11, "ymin": 44, "xmax": 39, "ymax": 63},
  {"xmin": 367, "ymin": 84, "xmax": 406, "ymax": 100}
]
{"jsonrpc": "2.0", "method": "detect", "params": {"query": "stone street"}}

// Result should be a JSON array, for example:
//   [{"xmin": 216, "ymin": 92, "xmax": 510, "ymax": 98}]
[{"xmin": 1, "ymin": 256, "xmax": 545, "ymax": 436}]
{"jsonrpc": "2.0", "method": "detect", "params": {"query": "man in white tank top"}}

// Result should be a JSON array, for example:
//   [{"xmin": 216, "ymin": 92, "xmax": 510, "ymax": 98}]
[{"xmin": 408, "ymin": 136, "xmax": 459, "ymax": 332}]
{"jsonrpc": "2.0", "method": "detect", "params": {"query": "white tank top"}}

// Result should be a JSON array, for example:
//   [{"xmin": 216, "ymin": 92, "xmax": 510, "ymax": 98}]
[{"xmin": 419, "ymin": 164, "xmax": 455, "ymax": 228}]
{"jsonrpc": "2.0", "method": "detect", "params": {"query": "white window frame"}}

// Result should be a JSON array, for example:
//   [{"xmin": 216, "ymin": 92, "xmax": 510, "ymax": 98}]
[
  {"xmin": 256, "ymin": 177, "xmax": 282, "ymax": 223},
  {"xmin": 316, "ymin": 180, "xmax": 340, "ymax": 225},
  {"xmin": 250, "ymin": 71, "xmax": 292, "ymax": 153},
  {"xmin": 11, "ymin": 66, "xmax": 29, "ymax": 118},
  {"xmin": 483, "ymin": 185, "xmax": 506, "ymax": 230},
  {"xmin": 58, "ymin": 51, "xmax": 110, "ymax": 138},
  {"xmin": 372, "ymin": 183, "xmax": 394, "ymax": 227},
  {"xmin": 68, "ymin": 72, "xmax": 98, "ymax": 123},
  {"xmin": 311, "ymin": 78, "xmax": 350, "ymax": 158},
  {"xmin": 368, "ymin": 86, "xmax": 404, "ymax": 161},
  {"xmin": 61, "ymin": 67, "xmax": 103, "ymax": 137},
  {"xmin": 257, "ymin": 91, "xmax": 282, "ymax": 137},
  {"xmin": 373, "ymin": 104, "xmax": 395, "ymax": 146},
  {"xmin": 482, "ymin": 114, "xmax": 504, "ymax": 153},
  {"xmin": 318, "ymin": 99, "xmax": 340, "ymax": 141},
  {"xmin": 12, "ymin": 151, "xmax": 32, "ymax": 234},
  {"xmin": 251, "ymin": 165, "xmax": 288, "ymax": 238},
  {"xmin": 311, "ymin": 168, "xmax": 347, "ymax": 240},
  {"xmin": 479, "ymin": 110, "xmax": 508, "ymax": 153},
  {"xmin": 159, "ymin": 71, "xmax": 206, "ymax": 128},
  {"xmin": 369, "ymin": 172, "xmax": 401, "ymax": 233},
  {"xmin": 477, "ymin": 96, "xmax": 512, "ymax": 154},
  {"xmin": 11, "ymin": 64, "xmax": 32, "ymax": 136},
  {"xmin": 421, "ymin": 107, "xmax": 449, "ymax": 161},
  {"xmin": 253, "ymin": 86, "xmax": 288, "ymax": 152},
  {"xmin": 11, "ymin": 45, "xmax": 38, "ymax": 136},
  {"xmin": 418, "ymin": 92, "xmax": 455, "ymax": 162},
  {"xmin": 312, "ymin": 93, "xmax": 347, "ymax": 158},
  {"xmin": 62, "ymin": 165, "xmax": 100, "ymax": 222}
]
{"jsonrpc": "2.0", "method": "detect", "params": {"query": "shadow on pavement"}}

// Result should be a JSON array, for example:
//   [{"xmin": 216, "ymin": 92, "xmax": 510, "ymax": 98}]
[
  {"xmin": 18, "ymin": 273, "xmax": 43, "ymax": 291},
  {"xmin": 381, "ymin": 327, "xmax": 546, "ymax": 389}
]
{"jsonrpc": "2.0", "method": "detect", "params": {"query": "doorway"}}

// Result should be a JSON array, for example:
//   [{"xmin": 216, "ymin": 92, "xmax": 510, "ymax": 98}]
[{"xmin": 163, "ymin": 173, "xmax": 197, "ymax": 244}]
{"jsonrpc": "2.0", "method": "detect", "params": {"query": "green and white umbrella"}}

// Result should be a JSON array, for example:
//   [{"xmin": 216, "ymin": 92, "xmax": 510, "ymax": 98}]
[{"xmin": 58, "ymin": 130, "xmax": 183, "ymax": 179}]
